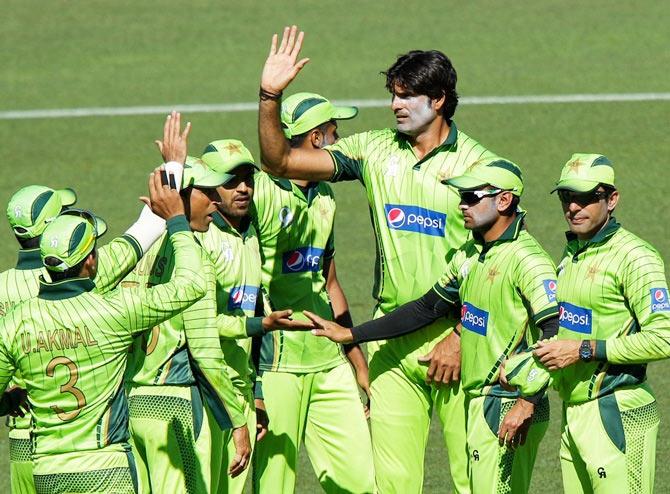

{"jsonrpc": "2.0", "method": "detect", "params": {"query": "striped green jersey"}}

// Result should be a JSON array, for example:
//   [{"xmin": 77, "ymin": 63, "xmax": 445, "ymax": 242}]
[
  {"xmin": 325, "ymin": 124, "xmax": 496, "ymax": 353},
  {"xmin": 123, "ymin": 227, "xmax": 246, "ymax": 429},
  {"xmin": 196, "ymin": 211, "xmax": 264, "ymax": 397},
  {"xmin": 434, "ymin": 213, "xmax": 558, "ymax": 396},
  {"xmin": 252, "ymin": 172, "xmax": 345, "ymax": 373},
  {"xmin": 0, "ymin": 221, "xmax": 206, "ymax": 458},
  {"xmin": 554, "ymin": 218, "xmax": 670, "ymax": 404},
  {"xmin": 0, "ymin": 235, "xmax": 143, "ymax": 433}
]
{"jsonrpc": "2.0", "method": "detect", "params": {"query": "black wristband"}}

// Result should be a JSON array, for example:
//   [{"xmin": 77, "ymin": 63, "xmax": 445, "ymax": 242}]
[{"xmin": 259, "ymin": 87, "xmax": 282, "ymax": 101}]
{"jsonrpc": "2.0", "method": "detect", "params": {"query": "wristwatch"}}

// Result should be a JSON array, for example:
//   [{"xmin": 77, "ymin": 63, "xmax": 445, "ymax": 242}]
[{"xmin": 579, "ymin": 340, "xmax": 593, "ymax": 362}]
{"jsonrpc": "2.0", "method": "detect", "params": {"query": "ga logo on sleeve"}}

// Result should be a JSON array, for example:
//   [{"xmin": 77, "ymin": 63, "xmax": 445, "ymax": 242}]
[
  {"xmin": 650, "ymin": 288, "xmax": 670, "ymax": 313},
  {"xmin": 461, "ymin": 303, "xmax": 489, "ymax": 336},
  {"xmin": 558, "ymin": 302, "xmax": 592, "ymax": 334},
  {"xmin": 228, "ymin": 285, "xmax": 259, "ymax": 312},
  {"xmin": 543, "ymin": 280, "xmax": 557, "ymax": 303},
  {"xmin": 384, "ymin": 204, "xmax": 446, "ymax": 237}
]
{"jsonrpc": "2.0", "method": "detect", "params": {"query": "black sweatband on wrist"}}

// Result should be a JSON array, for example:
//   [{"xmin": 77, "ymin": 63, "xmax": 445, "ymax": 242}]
[{"xmin": 259, "ymin": 87, "xmax": 282, "ymax": 101}]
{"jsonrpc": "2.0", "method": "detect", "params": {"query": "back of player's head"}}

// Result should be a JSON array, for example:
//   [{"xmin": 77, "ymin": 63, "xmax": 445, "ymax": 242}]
[
  {"xmin": 7, "ymin": 185, "xmax": 77, "ymax": 243},
  {"xmin": 383, "ymin": 50, "xmax": 459, "ymax": 121},
  {"xmin": 40, "ymin": 209, "xmax": 107, "ymax": 279}
]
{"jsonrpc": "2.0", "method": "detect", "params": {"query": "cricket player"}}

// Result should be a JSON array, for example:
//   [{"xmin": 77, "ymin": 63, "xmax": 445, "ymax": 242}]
[
  {"xmin": 1, "ymin": 177, "xmax": 175, "ymax": 494},
  {"xmin": 197, "ymin": 138, "xmax": 314, "ymax": 493},
  {"xmin": 306, "ymin": 158, "xmax": 559, "ymax": 493},
  {"xmin": 250, "ymin": 93, "xmax": 374, "ymax": 494},
  {"xmin": 0, "ymin": 167, "xmax": 207, "ymax": 494},
  {"xmin": 507, "ymin": 154, "xmax": 670, "ymax": 493},
  {"xmin": 257, "ymin": 26, "xmax": 499, "ymax": 492}
]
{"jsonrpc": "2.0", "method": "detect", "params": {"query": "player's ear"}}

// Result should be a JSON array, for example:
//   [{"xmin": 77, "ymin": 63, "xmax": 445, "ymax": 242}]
[
  {"xmin": 497, "ymin": 191, "xmax": 514, "ymax": 213},
  {"xmin": 433, "ymin": 93, "xmax": 446, "ymax": 112},
  {"xmin": 607, "ymin": 190, "xmax": 619, "ymax": 212},
  {"xmin": 309, "ymin": 129, "xmax": 322, "ymax": 149}
]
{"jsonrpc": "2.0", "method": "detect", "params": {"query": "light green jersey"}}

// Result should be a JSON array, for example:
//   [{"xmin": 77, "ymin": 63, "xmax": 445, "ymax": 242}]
[
  {"xmin": 252, "ymin": 172, "xmax": 345, "ymax": 373},
  {"xmin": 433, "ymin": 213, "xmax": 558, "ymax": 396},
  {"xmin": 0, "ymin": 236, "xmax": 143, "ymax": 432},
  {"xmin": 0, "ymin": 221, "xmax": 206, "ymax": 458},
  {"xmin": 554, "ymin": 218, "xmax": 670, "ymax": 404},
  {"xmin": 124, "ymin": 228, "xmax": 246, "ymax": 429},
  {"xmin": 196, "ymin": 212, "xmax": 264, "ymax": 397},
  {"xmin": 326, "ymin": 124, "xmax": 496, "ymax": 352}
]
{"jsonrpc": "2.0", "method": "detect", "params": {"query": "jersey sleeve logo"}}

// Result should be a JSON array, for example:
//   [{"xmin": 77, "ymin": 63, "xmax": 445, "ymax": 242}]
[
  {"xmin": 461, "ymin": 303, "xmax": 488, "ymax": 336},
  {"xmin": 543, "ymin": 280, "xmax": 557, "ymax": 303},
  {"xmin": 228, "ymin": 285, "xmax": 259, "ymax": 311},
  {"xmin": 650, "ymin": 288, "xmax": 670, "ymax": 313},
  {"xmin": 558, "ymin": 302, "xmax": 592, "ymax": 334},
  {"xmin": 384, "ymin": 204, "xmax": 446, "ymax": 237},
  {"xmin": 282, "ymin": 247, "xmax": 324, "ymax": 273}
]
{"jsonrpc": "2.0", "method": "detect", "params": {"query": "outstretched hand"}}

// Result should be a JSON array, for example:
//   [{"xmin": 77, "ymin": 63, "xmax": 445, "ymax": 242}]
[
  {"xmin": 155, "ymin": 111, "xmax": 191, "ymax": 164},
  {"xmin": 139, "ymin": 166, "xmax": 185, "ymax": 220},
  {"xmin": 262, "ymin": 309, "xmax": 316, "ymax": 332},
  {"xmin": 261, "ymin": 25, "xmax": 310, "ymax": 94},
  {"xmin": 303, "ymin": 310, "xmax": 354, "ymax": 344}
]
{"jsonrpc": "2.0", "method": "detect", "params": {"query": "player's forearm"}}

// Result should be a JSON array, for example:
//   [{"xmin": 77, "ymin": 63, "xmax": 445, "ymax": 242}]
[
  {"xmin": 258, "ymin": 99, "xmax": 291, "ymax": 176},
  {"xmin": 344, "ymin": 344, "xmax": 367, "ymax": 373},
  {"xmin": 595, "ymin": 326, "xmax": 670, "ymax": 364},
  {"xmin": 326, "ymin": 264, "xmax": 353, "ymax": 328},
  {"xmin": 351, "ymin": 289, "xmax": 453, "ymax": 343},
  {"xmin": 217, "ymin": 314, "xmax": 265, "ymax": 339}
]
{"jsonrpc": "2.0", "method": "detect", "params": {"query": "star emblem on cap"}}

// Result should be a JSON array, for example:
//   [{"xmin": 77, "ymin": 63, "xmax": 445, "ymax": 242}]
[
  {"xmin": 487, "ymin": 266, "xmax": 500, "ymax": 282},
  {"xmin": 223, "ymin": 142, "xmax": 242, "ymax": 155},
  {"xmin": 568, "ymin": 158, "xmax": 583, "ymax": 173}
]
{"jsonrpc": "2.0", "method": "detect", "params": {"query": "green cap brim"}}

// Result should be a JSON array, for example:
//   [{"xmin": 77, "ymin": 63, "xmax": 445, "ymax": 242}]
[
  {"xmin": 550, "ymin": 179, "xmax": 600, "ymax": 193},
  {"xmin": 444, "ymin": 175, "xmax": 489, "ymax": 190},
  {"xmin": 331, "ymin": 106, "xmax": 358, "ymax": 121},
  {"xmin": 56, "ymin": 188, "xmax": 77, "ymax": 207}
]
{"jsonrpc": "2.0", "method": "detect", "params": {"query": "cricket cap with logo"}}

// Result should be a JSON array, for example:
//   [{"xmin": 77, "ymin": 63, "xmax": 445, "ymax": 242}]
[
  {"xmin": 40, "ymin": 209, "xmax": 108, "ymax": 272},
  {"xmin": 7, "ymin": 185, "xmax": 77, "ymax": 239},
  {"xmin": 444, "ymin": 157, "xmax": 524, "ymax": 196},
  {"xmin": 199, "ymin": 140, "xmax": 260, "ymax": 185},
  {"xmin": 182, "ymin": 156, "xmax": 231, "ymax": 189},
  {"xmin": 551, "ymin": 153, "xmax": 616, "ymax": 193},
  {"xmin": 280, "ymin": 92, "xmax": 358, "ymax": 139}
]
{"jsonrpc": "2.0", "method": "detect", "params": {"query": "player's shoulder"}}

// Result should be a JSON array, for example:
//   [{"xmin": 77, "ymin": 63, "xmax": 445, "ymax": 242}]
[
  {"xmin": 611, "ymin": 226, "xmax": 664, "ymax": 270},
  {"xmin": 508, "ymin": 230, "xmax": 556, "ymax": 272}
]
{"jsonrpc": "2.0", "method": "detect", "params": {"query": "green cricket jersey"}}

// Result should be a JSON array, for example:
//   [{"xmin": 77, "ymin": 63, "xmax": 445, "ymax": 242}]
[
  {"xmin": 196, "ymin": 211, "xmax": 264, "ymax": 397},
  {"xmin": 124, "ymin": 228, "xmax": 246, "ymax": 429},
  {"xmin": 0, "ymin": 219, "xmax": 205, "ymax": 458},
  {"xmin": 555, "ymin": 218, "xmax": 670, "ymax": 404},
  {"xmin": 252, "ymin": 172, "xmax": 345, "ymax": 373},
  {"xmin": 0, "ymin": 235, "xmax": 143, "ymax": 433},
  {"xmin": 433, "ymin": 213, "xmax": 559, "ymax": 395},
  {"xmin": 325, "ymin": 124, "xmax": 496, "ymax": 349}
]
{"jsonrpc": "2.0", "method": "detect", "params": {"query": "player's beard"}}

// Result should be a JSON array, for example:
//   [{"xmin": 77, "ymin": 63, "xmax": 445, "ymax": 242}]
[{"xmin": 395, "ymin": 96, "xmax": 437, "ymax": 136}]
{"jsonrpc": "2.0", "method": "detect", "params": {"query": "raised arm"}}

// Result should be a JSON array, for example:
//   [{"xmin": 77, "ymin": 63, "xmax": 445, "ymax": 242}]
[{"xmin": 258, "ymin": 25, "xmax": 335, "ymax": 180}]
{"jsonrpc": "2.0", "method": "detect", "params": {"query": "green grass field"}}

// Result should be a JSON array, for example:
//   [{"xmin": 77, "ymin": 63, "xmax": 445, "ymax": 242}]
[{"xmin": 1, "ymin": 1, "xmax": 669, "ymax": 491}]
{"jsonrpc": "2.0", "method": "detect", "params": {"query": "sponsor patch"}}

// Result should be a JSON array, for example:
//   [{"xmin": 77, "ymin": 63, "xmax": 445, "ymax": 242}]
[
  {"xmin": 461, "ymin": 303, "xmax": 489, "ymax": 336},
  {"xmin": 228, "ymin": 285, "xmax": 259, "ymax": 311},
  {"xmin": 558, "ymin": 302, "xmax": 592, "ymax": 334},
  {"xmin": 543, "ymin": 280, "xmax": 557, "ymax": 303},
  {"xmin": 384, "ymin": 204, "xmax": 446, "ymax": 237},
  {"xmin": 650, "ymin": 288, "xmax": 670, "ymax": 313},
  {"xmin": 281, "ymin": 247, "xmax": 324, "ymax": 273}
]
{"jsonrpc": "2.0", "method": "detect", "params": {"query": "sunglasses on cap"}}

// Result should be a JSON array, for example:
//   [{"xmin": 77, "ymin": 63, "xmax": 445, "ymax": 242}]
[
  {"xmin": 458, "ymin": 189, "xmax": 502, "ymax": 205},
  {"xmin": 557, "ymin": 190, "xmax": 609, "ymax": 206}
]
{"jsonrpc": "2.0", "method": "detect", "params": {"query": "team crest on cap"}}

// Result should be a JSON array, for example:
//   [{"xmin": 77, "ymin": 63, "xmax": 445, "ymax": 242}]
[
  {"xmin": 278, "ymin": 206, "xmax": 294, "ymax": 228},
  {"xmin": 50, "ymin": 238, "xmax": 58, "ymax": 248},
  {"xmin": 13, "ymin": 206, "xmax": 22, "ymax": 218}
]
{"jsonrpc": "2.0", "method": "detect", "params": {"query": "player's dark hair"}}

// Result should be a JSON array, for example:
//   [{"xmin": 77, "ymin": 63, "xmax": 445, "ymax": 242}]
[
  {"xmin": 180, "ymin": 186, "xmax": 193, "ymax": 220},
  {"xmin": 383, "ymin": 50, "xmax": 459, "ymax": 121},
  {"xmin": 16, "ymin": 235, "xmax": 40, "ymax": 249},
  {"xmin": 288, "ymin": 121, "xmax": 332, "ymax": 148},
  {"xmin": 45, "ymin": 248, "xmax": 96, "ymax": 282}
]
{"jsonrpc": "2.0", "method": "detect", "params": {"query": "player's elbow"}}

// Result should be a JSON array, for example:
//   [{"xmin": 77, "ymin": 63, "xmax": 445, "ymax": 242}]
[{"xmin": 260, "ymin": 156, "xmax": 290, "ymax": 177}]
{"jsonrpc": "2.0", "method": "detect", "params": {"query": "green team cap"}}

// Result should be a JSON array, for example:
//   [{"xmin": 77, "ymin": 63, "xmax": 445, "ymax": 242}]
[
  {"xmin": 504, "ymin": 350, "xmax": 552, "ymax": 397},
  {"xmin": 40, "ymin": 209, "xmax": 108, "ymax": 272},
  {"xmin": 551, "ymin": 153, "xmax": 615, "ymax": 193},
  {"xmin": 182, "ymin": 156, "xmax": 230, "ymax": 189},
  {"xmin": 6, "ymin": 185, "xmax": 77, "ymax": 239},
  {"xmin": 200, "ymin": 140, "xmax": 260, "ymax": 184},
  {"xmin": 445, "ymin": 157, "xmax": 524, "ymax": 196},
  {"xmin": 280, "ymin": 92, "xmax": 358, "ymax": 138}
]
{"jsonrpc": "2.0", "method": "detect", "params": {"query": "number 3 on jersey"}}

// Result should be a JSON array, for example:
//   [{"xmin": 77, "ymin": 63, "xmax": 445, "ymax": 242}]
[{"xmin": 46, "ymin": 356, "xmax": 86, "ymax": 421}]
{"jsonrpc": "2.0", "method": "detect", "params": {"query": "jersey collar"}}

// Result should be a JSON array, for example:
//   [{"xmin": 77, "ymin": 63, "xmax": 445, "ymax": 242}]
[
  {"xmin": 395, "ymin": 121, "xmax": 458, "ymax": 170},
  {"xmin": 38, "ymin": 276, "xmax": 96, "ymax": 300},
  {"xmin": 474, "ymin": 211, "xmax": 526, "ymax": 260},
  {"xmin": 565, "ymin": 216, "xmax": 621, "ymax": 258},
  {"xmin": 212, "ymin": 210, "xmax": 253, "ymax": 240},
  {"xmin": 16, "ymin": 248, "xmax": 42, "ymax": 270}
]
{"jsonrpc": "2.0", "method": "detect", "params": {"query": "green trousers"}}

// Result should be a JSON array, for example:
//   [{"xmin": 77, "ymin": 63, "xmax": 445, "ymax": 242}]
[
  {"xmin": 560, "ymin": 385, "xmax": 659, "ymax": 494},
  {"xmin": 9, "ymin": 428, "xmax": 36, "ymax": 494},
  {"xmin": 32, "ymin": 445, "xmax": 138, "ymax": 494},
  {"xmin": 367, "ymin": 326, "xmax": 470, "ymax": 494},
  {"xmin": 253, "ymin": 363, "xmax": 374, "ymax": 494},
  {"xmin": 128, "ymin": 385, "xmax": 211, "ymax": 494},
  {"xmin": 466, "ymin": 394, "xmax": 549, "ymax": 494}
]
